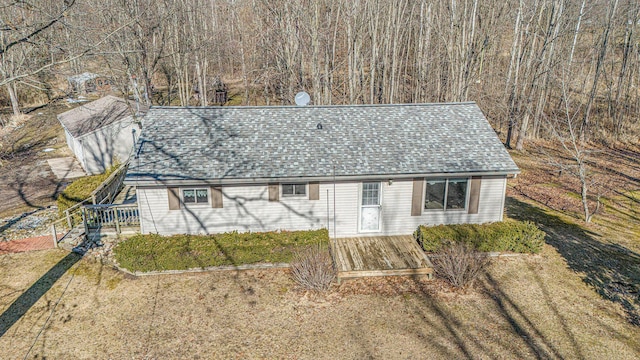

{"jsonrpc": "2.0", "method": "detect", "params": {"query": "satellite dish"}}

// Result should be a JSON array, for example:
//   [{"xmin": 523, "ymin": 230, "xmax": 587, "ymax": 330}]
[{"xmin": 295, "ymin": 91, "xmax": 311, "ymax": 106}]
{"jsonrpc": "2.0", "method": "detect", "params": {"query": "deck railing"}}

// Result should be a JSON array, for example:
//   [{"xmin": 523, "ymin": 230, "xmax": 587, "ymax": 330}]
[
  {"xmin": 84, "ymin": 204, "xmax": 140, "ymax": 233},
  {"xmin": 50, "ymin": 162, "xmax": 135, "ymax": 246},
  {"xmin": 91, "ymin": 162, "xmax": 129, "ymax": 205},
  {"xmin": 50, "ymin": 204, "xmax": 85, "ymax": 247}
]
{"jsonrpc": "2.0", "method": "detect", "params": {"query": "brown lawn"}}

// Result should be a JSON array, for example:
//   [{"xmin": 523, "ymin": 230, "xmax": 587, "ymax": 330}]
[{"xmin": 1, "ymin": 245, "xmax": 639, "ymax": 359}]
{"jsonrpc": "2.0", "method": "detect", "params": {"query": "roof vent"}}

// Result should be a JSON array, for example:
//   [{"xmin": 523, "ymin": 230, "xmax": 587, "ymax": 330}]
[
  {"xmin": 295, "ymin": 91, "xmax": 311, "ymax": 106},
  {"xmin": 317, "ymin": 123, "xmax": 323, "ymax": 130}
]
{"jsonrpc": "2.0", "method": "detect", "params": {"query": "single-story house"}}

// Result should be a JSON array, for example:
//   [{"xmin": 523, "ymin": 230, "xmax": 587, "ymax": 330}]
[
  {"xmin": 125, "ymin": 102, "xmax": 520, "ymax": 237},
  {"xmin": 58, "ymin": 95, "xmax": 145, "ymax": 175}
]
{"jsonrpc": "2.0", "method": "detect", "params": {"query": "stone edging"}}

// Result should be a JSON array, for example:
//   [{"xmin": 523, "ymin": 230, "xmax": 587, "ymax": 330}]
[
  {"xmin": 486, "ymin": 252, "xmax": 532, "ymax": 257},
  {"xmin": 114, "ymin": 262, "xmax": 291, "ymax": 277},
  {"xmin": 426, "ymin": 251, "xmax": 532, "ymax": 260}
]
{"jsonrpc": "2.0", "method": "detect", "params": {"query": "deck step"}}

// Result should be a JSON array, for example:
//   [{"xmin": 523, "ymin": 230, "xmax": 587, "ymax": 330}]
[
  {"xmin": 338, "ymin": 267, "xmax": 434, "ymax": 280},
  {"xmin": 57, "ymin": 226, "xmax": 86, "ymax": 252}
]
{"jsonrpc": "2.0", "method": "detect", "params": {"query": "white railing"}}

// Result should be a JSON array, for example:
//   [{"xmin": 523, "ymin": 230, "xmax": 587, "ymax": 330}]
[{"xmin": 84, "ymin": 204, "xmax": 140, "ymax": 233}]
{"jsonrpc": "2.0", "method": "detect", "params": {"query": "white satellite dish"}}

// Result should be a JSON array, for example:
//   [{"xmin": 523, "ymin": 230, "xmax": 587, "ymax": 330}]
[{"xmin": 295, "ymin": 91, "xmax": 311, "ymax": 106}]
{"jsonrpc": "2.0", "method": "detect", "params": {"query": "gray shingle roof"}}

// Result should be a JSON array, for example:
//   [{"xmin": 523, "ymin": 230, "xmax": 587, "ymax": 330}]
[
  {"xmin": 57, "ymin": 95, "xmax": 143, "ymax": 138},
  {"xmin": 127, "ymin": 102, "xmax": 519, "ymax": 184}
]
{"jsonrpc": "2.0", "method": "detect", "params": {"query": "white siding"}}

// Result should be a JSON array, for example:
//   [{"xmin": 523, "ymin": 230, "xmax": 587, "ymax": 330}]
[
  {"xmin": 139, "ymin": 183, "xmax": 357, "ymax": 236},
  {"xmin": 137, "ymin": 176, "xmax": 507, "ymax": 237},
  {"xmin": 65, "ymin": 129, "xmax": 84, "ymax": 167},
  {"xmin": 78, "ymin": 117, "xmax": 138, "ymax": 174},
  {"xmin": 379, "ymin": 176, "xmax": 507, "ymax": 235}
]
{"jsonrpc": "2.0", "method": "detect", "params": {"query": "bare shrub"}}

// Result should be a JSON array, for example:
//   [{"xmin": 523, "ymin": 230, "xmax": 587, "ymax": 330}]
[
  {"xmin": 290, "ymin": 244, "xmax": 336, "ymax": 291},
  {"xmin": 431, "ymin": 242, "xmax": 489, "ymax": 288}
]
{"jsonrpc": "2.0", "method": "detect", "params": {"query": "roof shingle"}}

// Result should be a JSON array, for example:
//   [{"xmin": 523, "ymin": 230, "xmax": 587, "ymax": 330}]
[
  {"xmin": 57, "ymin": 95, "xmax": 141, "ymax": 138},
  {"xmin": 127, "ymin": 102, "xmax": 519, "ymax": 184}
]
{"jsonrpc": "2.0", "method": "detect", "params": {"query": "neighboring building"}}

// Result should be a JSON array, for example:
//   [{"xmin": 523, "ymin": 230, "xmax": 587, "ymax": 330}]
[
  {"xmin": 125, "ymin": 102, "xmax": 519, "ymax": 237},
  {"xmin": 58, "ymin": 95, "xmax": 144, "ymax": 175},
  {"xmin": 67, "ymin": 72, "xmax": 113, "ymax": 95}
]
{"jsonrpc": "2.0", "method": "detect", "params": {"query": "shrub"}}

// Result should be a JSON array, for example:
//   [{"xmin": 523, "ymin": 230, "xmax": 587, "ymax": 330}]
[
  {"xmin": 414, "ymin": 220, "xmax": 545, "ymax": 254},
  {"xmin": 432, "ymin": 242, "xmax": 489, "ymax": 288},
  {"xmin": 113, "ymin": 229, "xmax": 329, "ymax": 272},
  {"xmin": 290, "ymin": 244, "xmax": 336, "ymax": 291},
  {"xmin": 57, "ymin": 163, "xmax": 119, "ymax": 214}
]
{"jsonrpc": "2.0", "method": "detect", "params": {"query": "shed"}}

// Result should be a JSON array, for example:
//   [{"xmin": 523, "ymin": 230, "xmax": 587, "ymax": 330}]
[
  {"xmin": 126, "ymin": 102, "xmax": 519, "ymax": 237},
  {"xmin": 67, "ymin": 72, "xmax": 113, "ymax": 95},
  {"xmin": 58, "ymin": 95, "xmax": 145, "ymax": 175}
]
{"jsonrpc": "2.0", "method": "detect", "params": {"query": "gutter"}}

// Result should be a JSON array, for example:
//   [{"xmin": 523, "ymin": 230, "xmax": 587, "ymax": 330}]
[{"xmin": 125, "ymin": 169, "xmax": 521, "ymax": 187}]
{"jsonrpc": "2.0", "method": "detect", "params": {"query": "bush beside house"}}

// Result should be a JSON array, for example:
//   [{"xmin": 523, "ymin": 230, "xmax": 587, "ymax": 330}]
[
  {"xmin": 114, "ymin": 229, "xmax": 329, "ymax": 272},
  {"xmin": 415, "ymin": 221, "xmax": 545, "ymax": 254}
]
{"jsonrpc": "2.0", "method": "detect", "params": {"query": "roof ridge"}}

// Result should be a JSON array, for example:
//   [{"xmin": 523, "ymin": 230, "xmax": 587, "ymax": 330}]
[{"xmin": 148, "ymin": 101, "xmax": 477, "ymax": 110}]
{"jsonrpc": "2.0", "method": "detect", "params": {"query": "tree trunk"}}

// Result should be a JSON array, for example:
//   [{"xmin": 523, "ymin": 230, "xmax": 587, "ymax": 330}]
[
  {"xmin": 580, "ymin": 0, "xmax": 618, "ymax": 141},
  {"xmin": 7, "ymin": 82, "xmax": 20, "ymax": 116}
]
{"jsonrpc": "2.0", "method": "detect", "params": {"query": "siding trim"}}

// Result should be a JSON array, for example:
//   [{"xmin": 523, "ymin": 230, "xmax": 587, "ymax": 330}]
[
  {"xmin": 411, "ymin": 178, "xmax": 424, "ymax": 216},
  {"xmin": 168, "ymin": 187, "xmax": 181, "ymax": 210},
  {"xmin": 468, "ymin": 176, "xmax": 482, "ymax": 214},
  {"xmin": 211, "ymin": 186, "xmax": 223, "ymax": 208}
]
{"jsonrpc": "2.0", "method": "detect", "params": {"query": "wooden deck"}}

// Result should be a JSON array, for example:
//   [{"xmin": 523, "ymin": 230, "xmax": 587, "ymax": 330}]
[
  {"xmin": 332, "ymin": 235, "xmax": 433, "ymax": 280},
  {"xmin": 112, "ymin": 185, "xmax": 137, "ymax": 205}
]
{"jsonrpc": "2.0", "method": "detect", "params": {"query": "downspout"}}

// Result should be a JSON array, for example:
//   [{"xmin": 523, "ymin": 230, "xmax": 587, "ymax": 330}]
[
  {"xmin": 499, "ymin": 176, "xmax": 508, "ymax": 221},
  {"xmin": 333, "ymin": 164, "xmax": 337, "ymax": 241}
]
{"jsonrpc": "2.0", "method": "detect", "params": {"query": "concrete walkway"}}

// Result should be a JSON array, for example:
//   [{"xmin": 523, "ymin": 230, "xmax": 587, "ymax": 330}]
[
  {"xmin": 46, "ymin": 157, "xmax": 86, "ymax": 180},
  {"xmin": 0, "ymin": 235, "xmax": 59, "ymax": 255}
]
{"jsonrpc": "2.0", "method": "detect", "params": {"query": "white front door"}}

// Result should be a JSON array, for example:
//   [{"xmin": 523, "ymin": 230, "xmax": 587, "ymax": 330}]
[{"xmin": 360, "ymin": 182, "xmax": 381, "ymax": 232}]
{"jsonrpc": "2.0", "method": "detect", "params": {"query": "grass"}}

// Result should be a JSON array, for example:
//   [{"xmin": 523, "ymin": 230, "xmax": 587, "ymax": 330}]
[
  {"xmin": 1, "ymin": 245, "xmax": 640, "ymax": 359},
  {"xmin": 505, "ymin": 196, "xmax": 640, "ymax": 326},
  {"xmin": 56, "ymin": 163, "xmax": 119, "ymax": 214},
  {"xmin": 113, "ymin": 229, "xmax": 329, "ymax": 272}
]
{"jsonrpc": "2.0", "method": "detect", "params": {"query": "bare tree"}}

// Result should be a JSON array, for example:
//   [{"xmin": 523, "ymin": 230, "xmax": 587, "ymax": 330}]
[
  {"xmin": 546, "ymin": 72, "xmax": 602, "ymax": 223},
  {"xmin": 0, "ymin": 0, "xmax": 77, "ymax": 116}
]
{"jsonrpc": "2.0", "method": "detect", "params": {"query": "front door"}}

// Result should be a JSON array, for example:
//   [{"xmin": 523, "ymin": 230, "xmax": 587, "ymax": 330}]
[{"xmin": 360, "ymin": 182, "xmax": 381, "ymax": 232}]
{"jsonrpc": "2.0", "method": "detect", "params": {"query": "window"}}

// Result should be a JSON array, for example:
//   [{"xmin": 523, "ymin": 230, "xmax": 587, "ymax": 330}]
[
  {"xmin": 361, "ymin": 182, "xmax": 380, "ymax": 205},
  {"xmin": 424, "ymin": 178, "xmax": 468, "ymax": 211},
  {"xmin": 282, "ymin": 183, "xmax": 306, "ymax": 197},
  {"xmin": 182, "ymin": 188, "xmax": 209, "ymax": 204}
]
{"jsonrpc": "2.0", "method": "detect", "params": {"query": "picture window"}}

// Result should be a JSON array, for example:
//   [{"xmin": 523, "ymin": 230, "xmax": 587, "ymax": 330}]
[{"xmin": 424, "ymin": 178, "xmax": 468, "ymax": 211}]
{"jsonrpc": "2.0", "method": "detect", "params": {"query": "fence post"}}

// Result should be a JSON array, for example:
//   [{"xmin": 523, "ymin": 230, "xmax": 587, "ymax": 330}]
[
  {"xmin": 114, "ymin": 207, "xmax": 121, "ymax": 234},
  {"xmin": 82, "ymin": 208, "xmax": 89, "ymax": 237},
  {"xmin": 65, "ymin": 209, "xmax": 72, "ymax": 228},
  {"xmin": 91, "ymin": 194, "xmax": 97, "ymax": 205},
  {"xmin": 51, "ymin": 224, "xmax": 58, "ymax": 248}
]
